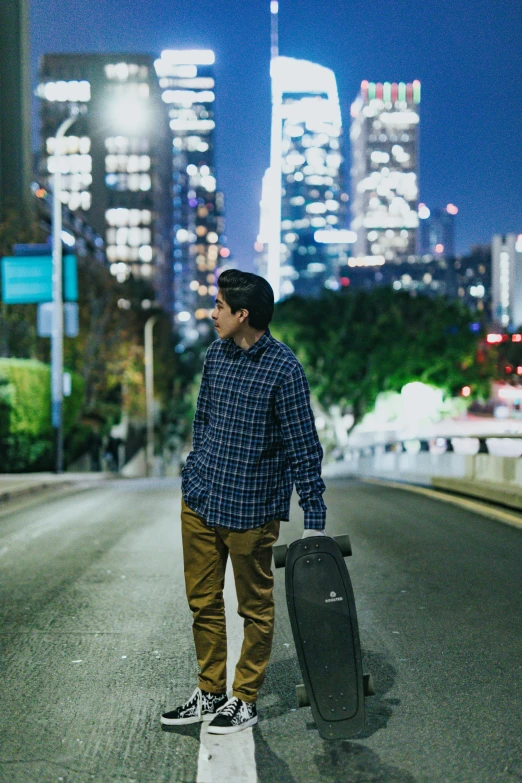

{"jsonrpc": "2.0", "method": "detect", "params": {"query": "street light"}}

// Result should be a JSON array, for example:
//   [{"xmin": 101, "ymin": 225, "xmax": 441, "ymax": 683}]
[
  {"xmin": 52, "ymin": 113, "xmax": 78, "ymax": 473},
  {"xmin": 144, "ymin": 315, "xmax": 158, "ymax": 476}
]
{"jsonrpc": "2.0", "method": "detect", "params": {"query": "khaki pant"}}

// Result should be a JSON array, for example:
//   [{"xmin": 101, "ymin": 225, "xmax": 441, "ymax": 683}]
[{"xmin": 181, "ymin": 497, "xmax": 280, "ymax": 703}]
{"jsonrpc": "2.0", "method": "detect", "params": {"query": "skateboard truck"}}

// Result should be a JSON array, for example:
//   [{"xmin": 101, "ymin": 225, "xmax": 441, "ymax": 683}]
[{"xmin": 274, "ymin": 534, "xmax": 375, "ymax": 740}]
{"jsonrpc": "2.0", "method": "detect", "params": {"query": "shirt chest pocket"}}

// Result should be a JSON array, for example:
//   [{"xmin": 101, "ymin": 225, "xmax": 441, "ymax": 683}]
[{"xmin": 236, "ymin": 382, "xmax": 272, "ymax": 417}]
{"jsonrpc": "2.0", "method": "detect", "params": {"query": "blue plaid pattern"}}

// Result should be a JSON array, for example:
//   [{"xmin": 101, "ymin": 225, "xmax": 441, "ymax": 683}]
[{"xmin": 182, "ymin": 329, "xmax": 326, "ymax": 530}]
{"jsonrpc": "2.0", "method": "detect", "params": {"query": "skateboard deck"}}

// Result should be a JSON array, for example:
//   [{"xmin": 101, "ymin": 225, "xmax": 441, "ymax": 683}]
[{"xmin": 274, "ymin": 535, "xmax": 371, "ymax": 739}]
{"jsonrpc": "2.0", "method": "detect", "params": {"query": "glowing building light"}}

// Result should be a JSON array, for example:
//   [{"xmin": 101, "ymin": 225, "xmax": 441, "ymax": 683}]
[
  {"xmin": 446, "ymin": 203, "xmax": 458, "ymax": 215},
  {"xmin": 435, "ymin": 243, "xmax": 444, "ymax": 253},
  {"xmin": 516, "ymin": 235, "xmax": 522, "ymax": 253},
  {"xmin": 38, "ymin": 80, "xmax": 91, "ymax": 102},
  {"xmin": 161, "ymin": 50, "xmax": 215, "ymax": 65},
  {"xmin": 177, "ymin": 311, "xmax": 191, "ymax": 322},
  {"xmin": 169, "ymin": 119, "xmax": 215, "ymax": 132},
  {"xmin": 512, "ymin": 334, "xmax": 522, "ymax": 342},
  {"xmin": 109, "ymin": 97, "xmax": 150, "ymax": 134},
  {"xmin": 486, "ymin": 333, "xmax": 504, "ymax": 343},
  {"xmin": 348, "ymin": 256, "xmax": 385, "ymax": 267},
  {"xmin": 271, "ymin": 0, "xmax": 279, "ymax": 12},
  {"xmin": 314, "ymin": 229, "xmax": 357, "ymax": 244},
  {"xmin": 418, "ymin": 204, "xmax": 430, "ymax": 219},
  {"xmin": 461, "ymin": 386, "xmax": 471, "ymax": 397}
]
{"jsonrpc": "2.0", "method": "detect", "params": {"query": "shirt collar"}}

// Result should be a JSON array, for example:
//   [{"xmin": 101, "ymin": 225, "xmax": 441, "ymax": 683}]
[{"xmin": 221, "ymin": 328, "xmax": 272, "ymax": 360}]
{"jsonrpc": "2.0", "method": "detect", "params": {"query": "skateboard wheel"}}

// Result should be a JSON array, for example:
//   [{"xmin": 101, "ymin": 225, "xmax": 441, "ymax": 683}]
[
  {"xmin": 363, "ymin": 673, "xmax": 375, "ymax": 696},
  {"xmin": 296, "ymin": 683, "xmax": 310, "ymax": 708},
  {"xmin": 273, "ymin": 544, "xmax": 288, "ymax": 569},
  {"xmin": 333, "ymin": 534, "xmax": 352, "ymax": 557}
]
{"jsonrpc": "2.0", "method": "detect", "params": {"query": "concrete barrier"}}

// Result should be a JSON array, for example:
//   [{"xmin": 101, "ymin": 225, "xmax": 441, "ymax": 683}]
[{"xmin": 332, "ymin": 445, "xmax": 522, "ymax": 513}]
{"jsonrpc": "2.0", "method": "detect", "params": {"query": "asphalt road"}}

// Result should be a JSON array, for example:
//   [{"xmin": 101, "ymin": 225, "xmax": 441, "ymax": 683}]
[{"xmin": 0, "ymin": 477, "xmax": 521, "ymax": 783}]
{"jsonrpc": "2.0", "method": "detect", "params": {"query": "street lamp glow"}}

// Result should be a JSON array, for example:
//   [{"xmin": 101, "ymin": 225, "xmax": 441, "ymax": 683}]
[{"xmin": 108, "ymin": 96, "xmax": 150, "ymax": 134}]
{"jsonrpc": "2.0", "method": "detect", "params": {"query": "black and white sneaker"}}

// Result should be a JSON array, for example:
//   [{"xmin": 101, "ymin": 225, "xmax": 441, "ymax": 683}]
[
  {"xmin": 161, "ymin": 687, "xmax": 228, "ymax": 725},
  {"xmin": 207, "ymin": 697, "xmax": 258, "ymax": 734}
]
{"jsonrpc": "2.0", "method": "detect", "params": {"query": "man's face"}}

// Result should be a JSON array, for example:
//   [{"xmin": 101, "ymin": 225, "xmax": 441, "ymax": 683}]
[{"xmin": 211, "ymin": 290, "xmax": 245, "ymax": 339}]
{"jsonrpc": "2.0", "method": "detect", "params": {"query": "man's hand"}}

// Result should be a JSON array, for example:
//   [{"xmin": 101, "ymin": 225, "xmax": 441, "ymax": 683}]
[{"xmin": 302, "ymin": 529, "xmax": 327, "ymax": 538}]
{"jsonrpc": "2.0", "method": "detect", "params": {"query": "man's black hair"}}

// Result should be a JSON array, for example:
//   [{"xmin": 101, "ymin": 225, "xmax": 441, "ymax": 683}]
[{"xmin": 218, "ymin": 270, "xmax": 274, "ymax": 330}]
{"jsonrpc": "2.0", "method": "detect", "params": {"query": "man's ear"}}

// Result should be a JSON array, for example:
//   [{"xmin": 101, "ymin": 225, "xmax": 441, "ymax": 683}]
[{"xmin": 238, "ymin": 308, "xmax": 250, "ymax": 323}]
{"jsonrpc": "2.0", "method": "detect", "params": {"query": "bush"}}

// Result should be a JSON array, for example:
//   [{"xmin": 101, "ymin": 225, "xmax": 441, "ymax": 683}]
[{"xmin": 0, "ymin": 358, "xmax": 84, "ymax": 472}]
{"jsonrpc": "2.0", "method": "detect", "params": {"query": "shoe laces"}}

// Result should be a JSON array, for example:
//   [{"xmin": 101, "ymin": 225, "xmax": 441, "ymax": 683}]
[
  {"xmin": 184, "ymin": 688, "xmax": 201, "ymax": 708},
  {"xmin": 217, "ymin": 697, "xmax": 240, "ymax": 717}
]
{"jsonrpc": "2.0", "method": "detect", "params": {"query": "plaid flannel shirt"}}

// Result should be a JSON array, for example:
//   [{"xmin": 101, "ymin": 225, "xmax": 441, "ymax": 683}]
[{"xmin": 182, "ymin": 329, "xmax": 326, "ymax": 530}]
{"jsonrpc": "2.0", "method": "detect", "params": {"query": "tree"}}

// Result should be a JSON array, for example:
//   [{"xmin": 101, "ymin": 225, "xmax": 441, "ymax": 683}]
[
  {"xmin": 271, "ymin": 287, "xmax": 496, "ymax": 425},
  {"xmin": 0, "ymin": 209, "xmax": 46, "ymax": 358}
]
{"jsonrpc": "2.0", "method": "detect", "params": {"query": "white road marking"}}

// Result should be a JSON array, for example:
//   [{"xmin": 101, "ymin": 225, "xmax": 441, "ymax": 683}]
[{"xmin": 196, "ymin": 559, "xmax": 258, "ymax": 783}]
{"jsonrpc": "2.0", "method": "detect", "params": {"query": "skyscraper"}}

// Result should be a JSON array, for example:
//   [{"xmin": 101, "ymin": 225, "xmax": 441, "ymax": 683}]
[
  {"xmin": 419, "ymin": 203, "xmax": 458, "ymax": 258},
  {"xmin": 350, "ymin": 81, "xmax": 420, "ymax": 267},
  {"xmin": 0, "ymin": 0, "xmax": 33, "ymax": 219},
  {"xmin": 492, "ymin": 233, "xmax": 522, "ymax": 328},
  {"xmin": 257, "ymin": 55, "xmax": 349, "ymax": 299},
  {"xmin": 154, "ymin": 50, "xmax": 224, "ymax": 336},
  {"xmin": 37, "ymin": 54, "xmax": 170, "ymax": 291}
]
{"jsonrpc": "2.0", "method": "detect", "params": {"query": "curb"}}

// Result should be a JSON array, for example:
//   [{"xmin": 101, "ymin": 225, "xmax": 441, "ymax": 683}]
[{"xmin": 0, "ymin": 475, "xmax": 110, "ymax": 506}]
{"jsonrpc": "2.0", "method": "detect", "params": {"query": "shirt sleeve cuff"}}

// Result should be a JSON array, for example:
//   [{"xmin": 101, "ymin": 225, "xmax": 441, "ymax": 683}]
[{"xmin": 303, "ymin": 498, "xmax": 327, "ymax": 530}]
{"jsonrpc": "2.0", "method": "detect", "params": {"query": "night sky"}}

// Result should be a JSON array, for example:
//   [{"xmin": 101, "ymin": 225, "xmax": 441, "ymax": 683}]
[{"xmin": 30, "ymin": 0, "xmax": 522, "ymax": 267}]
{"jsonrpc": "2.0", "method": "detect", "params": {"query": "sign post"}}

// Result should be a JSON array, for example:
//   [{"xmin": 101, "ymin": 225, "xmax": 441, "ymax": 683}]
[{"xmin": 52, "ymin": 115, "xmax": 77, "ymax": 473}]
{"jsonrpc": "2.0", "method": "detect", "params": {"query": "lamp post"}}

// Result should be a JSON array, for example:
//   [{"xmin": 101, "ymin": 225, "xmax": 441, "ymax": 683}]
[
  {"xmin": 52, "ymin": 114, "xmax": 77, "ymax": 473},
  {"xmin": 144, "ymin": 315, "xmax": 158, "ymax": 476}
]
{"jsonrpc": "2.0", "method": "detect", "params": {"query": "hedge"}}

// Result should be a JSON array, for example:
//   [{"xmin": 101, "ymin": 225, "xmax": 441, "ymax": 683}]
[{"xmin": 0, "ymin": 358, "xmax": 84, "ymax": 471}]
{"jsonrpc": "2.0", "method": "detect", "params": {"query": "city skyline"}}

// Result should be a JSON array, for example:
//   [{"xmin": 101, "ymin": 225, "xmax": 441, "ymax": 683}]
[{"xmin": 29, "ymin": 0, "xmax": 522, "ymax": 269}]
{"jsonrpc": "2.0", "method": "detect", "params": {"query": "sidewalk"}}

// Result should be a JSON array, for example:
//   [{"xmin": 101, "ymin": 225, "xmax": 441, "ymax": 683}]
[{"xmin": 0, "ymin": 472, "xmax": 110, "ymax": 505}]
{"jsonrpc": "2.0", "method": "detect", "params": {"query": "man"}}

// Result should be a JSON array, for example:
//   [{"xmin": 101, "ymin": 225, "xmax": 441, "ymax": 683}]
[{"xmin": 161, "ymin": 270, "xmax": 326, "ymax": 735}]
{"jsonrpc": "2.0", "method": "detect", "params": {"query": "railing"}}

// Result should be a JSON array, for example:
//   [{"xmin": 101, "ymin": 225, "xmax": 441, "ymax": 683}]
[{"xmin": 347, "ymin": 435, "xmax": 522, "ymax": 460}]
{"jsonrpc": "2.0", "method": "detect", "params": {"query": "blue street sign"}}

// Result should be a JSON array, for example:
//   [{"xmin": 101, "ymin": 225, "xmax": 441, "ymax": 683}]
[
  {"xmin": 13, "ymin": 243, "xmax": 52, "ymax": 256},
  {"xmin": 64, "ymin": 255, "xmax": 78, "ymax": 302},
  {"xmin": 1, "ymin": 255, "xmax": 78, "ymax": 304}
]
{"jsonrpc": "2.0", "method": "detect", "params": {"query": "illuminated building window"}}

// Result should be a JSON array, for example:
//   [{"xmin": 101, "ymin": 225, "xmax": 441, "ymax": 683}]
[
  {"xmin": 104, "ymin": 63, "xmax": 149, "ymax": 81},
  {"xmin": 139, "ymin": 245, "xmax": 153, "ymax": 262},
  {"xmin": 37, "ymin": 80, "xmax": 91, "ymax": 102}
]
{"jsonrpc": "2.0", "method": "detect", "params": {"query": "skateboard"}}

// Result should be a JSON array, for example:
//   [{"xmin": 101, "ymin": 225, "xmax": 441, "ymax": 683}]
[{"xmin": 273, "ymin": 534, "xmax": 374, "ymax": 740}]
